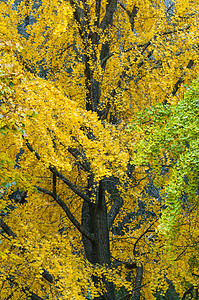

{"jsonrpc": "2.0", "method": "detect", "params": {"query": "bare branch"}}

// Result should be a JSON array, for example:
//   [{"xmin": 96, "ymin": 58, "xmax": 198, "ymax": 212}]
[
  {"xmin": 35, "ymin": 185, "xmax": 95, "ymax": 242},
  {"xmin": 133, "ymin": 219, "xmax": 158, "ymax": 256}
]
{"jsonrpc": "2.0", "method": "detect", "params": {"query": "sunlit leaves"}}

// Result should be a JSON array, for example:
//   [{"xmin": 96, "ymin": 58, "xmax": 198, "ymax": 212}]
[{"xmin": 0, "ymin": 0, "xmax": 199, "ymax": 298}]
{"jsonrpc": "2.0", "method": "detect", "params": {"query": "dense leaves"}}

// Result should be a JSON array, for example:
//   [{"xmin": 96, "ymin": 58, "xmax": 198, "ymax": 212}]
[
  {"xmin": 0, "ymin": 0, "xmax": 199, "ymax": 299},
  {"xmin": 129, "ymin": 79, "xmax": 199, "ymax": 235}
]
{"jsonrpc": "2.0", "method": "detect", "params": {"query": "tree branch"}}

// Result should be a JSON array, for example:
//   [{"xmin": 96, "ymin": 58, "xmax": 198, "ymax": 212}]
[
  {"xmin": 6, "ymin": 275, "xmax": 44, "ymax": 300},
  {"xmin": 24, "ymin": 138, "xmax": 41, "ymax": 160},
  {"xmin": 172, "ymin": 59, "xmax": 194, "ymax": 96},
  {"xmin": 133, "ymin": 264, "xmax": 143, "ymax": 300},
  {"xmin": 0, "ymin": 218, "xmax": 16, "ymax": 238},
  {"xmin": 95, "ymin": 0, "xmax": 102, "ymax": 28},
  {"xmin": 47, "ymin": 127, "xmax": 91, "ymax": 172},
  {"xmin": 0, "ymin": 222, "xmax": 54, "ymax": 286},
  {"xmin": 117, "ymin": 282, "xmax": 149, "ymax": 300},
  {"xmin": 112, "ymin": 256, "xmax": 137, "ymax": 269},
  {"xmin": 133, "ymin": 219, "xmax": 158, "ymax": 256},
  {"xmin": 68, "ymin": 147, "xmax": 90, "ymax": 172},
  {"xmin": 24, "ymin": 139, "xmax": 92, "ymax": 204},
  {"xmin": 35, "ymin": 185, "xmax": 95, "ymax": 242},
  {"xmin": 182, "ymin": 286, "xmax": 194, "ymax": 300},
  {"xmin": 53, "ymin": 172, "xmax": 57, "ymax": 197},
  {"xmin": 100, "ymin": 0, "xmax": 118, "ymax": 30},
  {"xmin": 41, "ymin": 269, "xmax": 54, "ymax": 283},
  {"xmin": 120, "ymin": 3, "xmax": 138, "ymax": 32},
  {"xmin": 107, "ymin": 197, "xmax": 123, "ymax": 231},
  {"xmin": 49, "ymin": 166, "xmax": 92, "ymax": 204},
  {"xmin": 98, "ymin": 179, "xmax": 105, "ymax": 208}
]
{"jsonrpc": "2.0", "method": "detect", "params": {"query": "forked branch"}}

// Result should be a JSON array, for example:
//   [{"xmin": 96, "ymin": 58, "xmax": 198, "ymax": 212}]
[
  {"xmin": 49, "ymin": 166, "xmax": 91, "ymax": 204},
  {"xmin": 24, "ymin": 138, "xmax": 92, "ymax": 204},
  {"xmin": 35, "ymin": 185, "xmax": 95, "ymax": 242}
]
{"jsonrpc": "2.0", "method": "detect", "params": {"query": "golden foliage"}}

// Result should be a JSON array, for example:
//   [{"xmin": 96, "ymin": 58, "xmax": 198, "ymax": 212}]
[{"xmin": 0, "ymin": 0, "xmax": 199, "ymax": 299}]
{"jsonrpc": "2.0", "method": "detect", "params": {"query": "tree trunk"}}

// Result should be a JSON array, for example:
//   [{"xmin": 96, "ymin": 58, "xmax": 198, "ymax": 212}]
[
  {"xmin": 82, "ymin": 180, "xmax": 115, "ymax": 300},
  {"xmin": 133, "ymin": 265, "xmax": 143, "ymax": 300}
]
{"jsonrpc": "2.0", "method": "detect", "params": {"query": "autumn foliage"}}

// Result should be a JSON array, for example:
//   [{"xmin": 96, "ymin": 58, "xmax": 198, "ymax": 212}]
[{"xmin": 0, "ymin": 0, "xmax": 199, "ymax": 299}]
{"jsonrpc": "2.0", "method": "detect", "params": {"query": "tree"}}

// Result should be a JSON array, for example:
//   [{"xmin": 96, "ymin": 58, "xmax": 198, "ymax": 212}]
[
  {"xmin": 130, "ymin": 78, "xmax": 199, "ymax": 236},
  {"xmin": 128, "ymin": 78, "xmax": 199, "ymax": 298},
  {"xmin": 0, "ymin": 0, "xmax": 199, "ymax": 299}
]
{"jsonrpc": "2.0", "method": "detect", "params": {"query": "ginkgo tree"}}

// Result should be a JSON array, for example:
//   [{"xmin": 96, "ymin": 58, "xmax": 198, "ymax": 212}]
[
  {"xmin": 128, "ymin": 78, "xmax": 199, "ymax": 299},
  {"xmin": 0, "ymin": 0, "xmax": 199, "ymax": 299},
  {"xmin": 129, "ymin": 78, "xmax": 199, "ymax": 237}
]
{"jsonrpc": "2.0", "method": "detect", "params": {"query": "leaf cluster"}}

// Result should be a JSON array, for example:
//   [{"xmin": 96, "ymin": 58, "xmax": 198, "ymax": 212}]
[{"xmin": 129, "ymin": 79, "xmax": 199, "ymax": 235}]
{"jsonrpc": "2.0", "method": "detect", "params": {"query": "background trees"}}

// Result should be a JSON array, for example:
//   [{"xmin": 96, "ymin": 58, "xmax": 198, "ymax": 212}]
[
  {"xmin": 128, "ymin": 79, "xmax": 199, "ymax": 299},
  {"xmin": 130, "ymin": 79, "xmax": 199, "ymax": 236},
  {"xmin": 0, "ymin": 0, "xmax": 199, "ymax": 299}
]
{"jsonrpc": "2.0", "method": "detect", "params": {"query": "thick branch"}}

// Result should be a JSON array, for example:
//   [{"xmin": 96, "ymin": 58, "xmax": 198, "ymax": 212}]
[
  {"xmin": 95, "ymin": 0, "xmax": 102, "ymax": 28},
  {"xmin": 134, "ymin": 264, "xmax": 143, "ymax": 300},
  {"xmin": 107, "ymin": 197, "xmax": 123, "ymax": 231},
  {"xmin": 69, "ymin": 0, "xmax": 85, "ymax": 35},
  {"xmin": 23, "ymin": 289, "xmax": 44, "ymax": 300},
  {"xmin": 49, "ymin": 166, "xmax": 91, "ymax": 204},
  {"xmin": 68, "ymin": 147, "xmax": 90, "ymax": 172},
  {"xmin": 35, "ymin": 185, "xmax": 95, "ymax": 242},
  {"xmin": 98, "ymin": 179, "xmax": 105, "ymax": 208},
  {"xmin": 69, "ymin": 0, "xmax": 92, "ymax": 53},
  {"xmin": 120, "ymin": 3, "xmax": 138, "ymax": 32},
  {"xmin": 172, "ymin": 59, "xmax": 194, "ymax": 96},
  {"xmin": 100, "ymin": 0, "xmax": 118, "ymax": 30},
  {"xmin": 24, "ymin": 138, "xmax": 41, "ymax": 160},
  {"xmin": 53, "ymin": 172, "xmax": 57, "ymax": 197},
  {"xmin": 41, "ymin": 269, "xmax": 54, "ymax": 283},
  {"xmin": 99, "ymin": 0, "xmax": 118, "ymax": 72},
  {"xmin": 0, "ymin": 218, "xmax": 16, "ymax": 238}
]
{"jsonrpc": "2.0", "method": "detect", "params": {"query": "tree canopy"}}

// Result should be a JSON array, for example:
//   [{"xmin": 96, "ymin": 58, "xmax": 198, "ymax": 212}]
[
  {"xmin": 129, "ymin": 79, "xmax": 199, "ymax": 237},
  {"xmin": 0, "ymin": 0, "xmax": 199, "ymax": 299}
]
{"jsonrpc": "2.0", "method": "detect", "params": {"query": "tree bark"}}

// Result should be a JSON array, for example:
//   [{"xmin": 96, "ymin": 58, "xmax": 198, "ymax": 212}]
[
  {"xmin": 82, "ymin": 180, "xmax": 115, "ymax": 300},
  {"xmin": 133, "ymin": 264, "xmax": 143, "ymax": 300}
]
